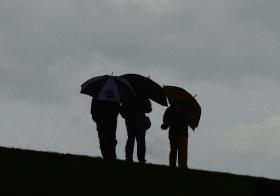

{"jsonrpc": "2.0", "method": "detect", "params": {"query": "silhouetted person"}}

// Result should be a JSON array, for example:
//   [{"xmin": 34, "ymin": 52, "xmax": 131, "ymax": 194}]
[
  {"xmin": 120, "ymin": 97, "xmax": 152, "ymax": 164},
  {"xmin": 91, "ymin": 99, "xmax": 120, "ymax": 160},
  {"xmin": 161, "ymin": 103, "xmax": 189, "ymax": 169}
]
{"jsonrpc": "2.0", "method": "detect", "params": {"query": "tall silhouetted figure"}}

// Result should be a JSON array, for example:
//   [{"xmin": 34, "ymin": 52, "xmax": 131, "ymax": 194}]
[
  {"xmin": 91, "ymin": 99, "xmax": 120, "ymax": 160},
  {"xmin": 120, "ymin": 97, "xmax": 152, "ymax": 164},
  {"xmin": 161, "ymin": 103, "xmax": 189, "ymax": 169}
]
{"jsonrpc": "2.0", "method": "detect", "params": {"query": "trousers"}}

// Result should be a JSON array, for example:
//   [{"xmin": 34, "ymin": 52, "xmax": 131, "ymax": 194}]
[
  {"xmin": 96, "ymin": 122, "xmax": 117, "ymax": 160},
  {"xmin": 169, "ymin": 132, "xmax": 188, "ymax": 169},
  {"xmin": 125, "ymin": 125, "xmax": 146, "ymax": 163}
]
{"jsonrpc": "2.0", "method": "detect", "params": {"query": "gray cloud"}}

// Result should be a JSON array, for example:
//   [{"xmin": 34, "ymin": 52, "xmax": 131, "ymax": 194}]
[
  {"xmin": 1, "ymin": 0, "xmax": 280, "ymax": 179},
  {"xmin": 2, "ymin": 0, "xmax": 280, "ymax": 87}
]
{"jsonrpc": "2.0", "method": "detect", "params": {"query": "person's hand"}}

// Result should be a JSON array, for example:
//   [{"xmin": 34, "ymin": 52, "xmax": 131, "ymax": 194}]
[{"xmin": 161, "ymin": 124, "xmax": 168, "ymax": 130}]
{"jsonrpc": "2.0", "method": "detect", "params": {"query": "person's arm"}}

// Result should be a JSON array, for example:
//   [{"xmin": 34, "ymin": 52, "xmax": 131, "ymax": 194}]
[
  {"xmin": 161, "ymin": 107, "xmax": 171, "ymax": 130},
  {"xmin": 91, "ymin": 99, "xmax": 97, "ymax": 122},
  {"xmin": 145, "ymin": 99, "xmax": 152, "ymax": 113},
  {"xmin": 139, "ymin": 99, "xmax": 152, "ymax": 113}
]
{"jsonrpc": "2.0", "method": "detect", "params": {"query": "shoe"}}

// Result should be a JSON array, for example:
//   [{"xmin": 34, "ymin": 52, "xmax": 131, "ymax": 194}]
[
  {"xmin": 125, "ymin": 158, "xmax": 133, "ymax": 163},
  {"xmin": 138, "ymin": 159, "xmax": 146, "ymax": 164}
]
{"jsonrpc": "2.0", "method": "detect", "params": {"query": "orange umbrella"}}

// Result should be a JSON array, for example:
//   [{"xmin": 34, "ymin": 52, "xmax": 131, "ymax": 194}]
[{"xmin": 163, "ymin": 85, "xmax": 201, "ymax": 130}]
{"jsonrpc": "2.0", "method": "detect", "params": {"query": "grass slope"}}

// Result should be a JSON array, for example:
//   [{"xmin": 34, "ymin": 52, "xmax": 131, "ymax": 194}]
[{"xmin": 0, "ymin": 146, "xmax": 279, "ymax": 195}]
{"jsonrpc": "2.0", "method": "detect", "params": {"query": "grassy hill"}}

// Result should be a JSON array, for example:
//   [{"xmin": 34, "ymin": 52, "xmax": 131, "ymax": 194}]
[{"xmin": 0, "ymin": 146, "xmax": 279, "ymax": 195}]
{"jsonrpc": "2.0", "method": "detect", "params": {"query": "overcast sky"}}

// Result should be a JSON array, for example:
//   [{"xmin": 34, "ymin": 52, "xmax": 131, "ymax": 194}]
[{"xmin": 1, "ymin": 0, "xmax": 280, "ymax": 179}]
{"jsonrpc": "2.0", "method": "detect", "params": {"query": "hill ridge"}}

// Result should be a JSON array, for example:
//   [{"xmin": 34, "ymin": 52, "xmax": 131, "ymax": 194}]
[{"xmin": 0, "ymin": 146, "xmax": 279, "ymax": 195}]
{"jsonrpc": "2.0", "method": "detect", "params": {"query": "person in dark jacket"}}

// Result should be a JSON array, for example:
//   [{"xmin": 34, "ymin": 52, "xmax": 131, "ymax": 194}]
[
  {"xmin": 120, "ymin": 97, "xmax": 152, "ymax": 164},
  {"xmin": 161, "ymin": 103, "xmax": 189, "ymax": 169},
  {"xmin": 91, "ymin": 99, "xmax": 120, "ymax": 160}
]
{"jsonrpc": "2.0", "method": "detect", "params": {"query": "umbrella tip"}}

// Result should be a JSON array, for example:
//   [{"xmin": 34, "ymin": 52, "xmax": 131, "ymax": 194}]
[
  {"xmin": 147, "ymin": 75, "xmax": 150, "ymax": 78},
  {"xmin": 193, "ymin": 94, "xmax": 197, "ymax": 98}
]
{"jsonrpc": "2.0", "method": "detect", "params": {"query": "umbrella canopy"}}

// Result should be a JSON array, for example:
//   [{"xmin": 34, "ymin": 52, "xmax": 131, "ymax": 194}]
[
  {"xmin": 81, "ymin": 75, "xmax": 136, "ymax": 104},
  {"xmin": 163, "ymin": 85, "xmax": 201, "ymax": 130},
  {"xmin": 120, "ymin": 73, "xmax": 168, "ymax": 106}
]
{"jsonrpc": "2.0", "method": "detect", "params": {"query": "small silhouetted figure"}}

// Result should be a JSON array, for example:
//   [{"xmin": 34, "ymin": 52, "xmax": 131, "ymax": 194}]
[
  {"xmin": 91, "ymin": 99, "xmax": 120, "ymax": 160},
  {"xmin": 161, "ymin": 103, "xmax": 189, "ymax": 169},
  {"xmin": 120, "ymin": 97, "xmax": 152, "ymax": 164}
]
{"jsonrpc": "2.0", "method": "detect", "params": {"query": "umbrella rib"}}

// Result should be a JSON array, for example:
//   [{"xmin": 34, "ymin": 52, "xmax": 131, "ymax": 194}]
[
  {"xmin": 114, "ymin": 77, "xmax": 136, "ymax": 95},
  {"xmin": 81, "ymin": 75, "xmax": 108, "ymax": 89}
]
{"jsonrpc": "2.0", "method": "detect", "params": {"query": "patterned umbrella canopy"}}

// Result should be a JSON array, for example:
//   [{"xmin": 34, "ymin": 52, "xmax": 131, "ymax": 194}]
[{"xmin": 81, "ymin": 75, "xmax": 136, "ymax": 104}]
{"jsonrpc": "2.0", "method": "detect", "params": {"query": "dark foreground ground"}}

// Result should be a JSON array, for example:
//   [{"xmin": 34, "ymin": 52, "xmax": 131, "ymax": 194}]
[{"xmin": 0, "ymin": 146, "xmax": 279, "ymax": 195}]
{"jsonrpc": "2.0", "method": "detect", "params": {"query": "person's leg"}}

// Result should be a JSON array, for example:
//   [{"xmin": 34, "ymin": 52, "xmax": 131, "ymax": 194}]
[
  {"xmin": 107, "ymin": 128, "xmax": 117, "ymax": 160},
  {"xmin": 136, "ymin": 130, "xmax": 146, "ymax": 164},
  {"xmin": 178, "ymin": 135, "xmax": 188, "ymax": 169},
  {"xmin": 169, "ymin": 137, "xmax": 178, "ymax": 167},
  {"xmin": 97, "ymin": 130, "xmax": 110, "ymax": 159},
  {"xmin": 125, "ymin": 126, "xmax": 135, "ymax": 162},
  {"xmin": 97, "ymin": 122, "xmax": 117, "ymax": 160}
]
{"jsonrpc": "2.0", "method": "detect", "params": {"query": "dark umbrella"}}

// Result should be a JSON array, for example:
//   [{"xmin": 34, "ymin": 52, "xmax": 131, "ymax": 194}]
[
  {"xmin": 80, "ymin": 75, "xmax": 136, "ymax": 104},
  {"xmin": 120, "ymin": 73, "xmax": 168, "ymax": 106},
  {"xmin": 163, "ymin": 85, "xmax": 201, "ymax": 130}
]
